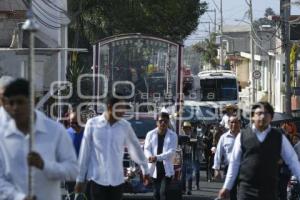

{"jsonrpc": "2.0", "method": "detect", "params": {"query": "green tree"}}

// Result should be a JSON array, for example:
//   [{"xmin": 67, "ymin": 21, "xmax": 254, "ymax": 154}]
[
  {"xmin": 68, "ymin": 0, "xmax": 207, "ymax": 46},
  {"xmin": 192, "ymin": 33, "xmax": 218, "ymax": 69},
  {"xmin": 64, "ymin": 62, "xmax": 92, "ymax": 104},
  {"xmin": 253, "ymin": 7, "xmax": 276, "ymax": 30},
  {"xmin": 184, "ymin": 46, "xmax": 202, "ymax": 74}
]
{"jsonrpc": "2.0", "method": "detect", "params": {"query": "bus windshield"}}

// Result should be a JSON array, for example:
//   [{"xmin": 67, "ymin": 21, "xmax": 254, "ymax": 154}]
[{"xmin": 200, "ymin": 78, "xmax": 237, "ymax": 101}]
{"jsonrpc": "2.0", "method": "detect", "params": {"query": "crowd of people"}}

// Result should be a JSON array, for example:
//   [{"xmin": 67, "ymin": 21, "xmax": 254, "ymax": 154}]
[
  {"xmin": 0, "ymin": 77, "xmax": 177, "ymax": 200},
  {"xmin": 177, "ymin": 102, "xmax": 300, "ymax": 200},
  {"xmin": 1, "ymin": 76, "xmax": 300, "ymax": 200}
]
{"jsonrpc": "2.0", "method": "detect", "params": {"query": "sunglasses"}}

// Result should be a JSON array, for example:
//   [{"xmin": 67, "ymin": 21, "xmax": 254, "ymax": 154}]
[{"xmin": 158, "ymin": 119, "xmax": 169, "ymax": 124}]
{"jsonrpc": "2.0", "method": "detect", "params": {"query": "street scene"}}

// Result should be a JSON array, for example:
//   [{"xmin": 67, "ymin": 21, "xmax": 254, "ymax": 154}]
[{"xmin": 1, "ymin": 0, "xmax": 300, "ymax": 200}]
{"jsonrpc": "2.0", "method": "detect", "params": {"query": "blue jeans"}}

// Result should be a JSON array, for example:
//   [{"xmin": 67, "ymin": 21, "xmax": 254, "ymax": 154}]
[
  {"xmin": 193, "ymin": 161, "xmax": 200, "ymax": 188},
  {"xmin": 181, "ymin": 159, "xmax": 193, "ymax": 192}
]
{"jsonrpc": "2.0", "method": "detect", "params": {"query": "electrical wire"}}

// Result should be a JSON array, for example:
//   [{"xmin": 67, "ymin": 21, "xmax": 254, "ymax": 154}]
[
  {"xmin": 22, "ymin": 0, "xmax": 65, "ymax": 29},
  {"xmin": 32, "ymin": 1, "xmax": 69, "ymax": 26},
  {"xmin": 41, "ymin": 0, "xmax": 68, "ymax": 15},
  {"xmin": 32, "ymin": 0, "xmax": 69, "ymax": 21},
  {"xmin": 35, "ymin": 14, "xmax": 62, "ymax": 29},
  {"xmin": 211, "ymin": 0, "xmax": 220, "ymax": 12}
]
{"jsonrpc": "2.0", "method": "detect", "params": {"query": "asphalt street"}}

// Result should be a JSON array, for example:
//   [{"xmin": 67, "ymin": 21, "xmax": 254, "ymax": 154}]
[{"xmin": 123, "ymin": 170, "xmax": 223, "ymax": 200}]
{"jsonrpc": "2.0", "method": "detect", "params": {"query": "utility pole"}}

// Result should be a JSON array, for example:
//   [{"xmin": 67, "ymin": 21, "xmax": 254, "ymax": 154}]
[
  {"xmin": 214, "ymin": 8, "xmax": 217, "ymax": 33},
  {"xmin": 22, "ymin": 0, "xmax": 38, "ymax": 198},
  {"xmin": 219, "ymin": 0, "xmax": 224, "ymax": 67},
  {"xmin": 248, "ymin": 0, "xmax": 256, "ymax": 104},
  {"xmin": 206, "ymin": 9, "xmax": 217, "ymax": 33},
  {"xmin": 200, "ymin": 21, "xmax": 211, "ymax": 34},
  {"xmin": 281, "ymin": 0, "xmax": 291, "ymax": 113}
]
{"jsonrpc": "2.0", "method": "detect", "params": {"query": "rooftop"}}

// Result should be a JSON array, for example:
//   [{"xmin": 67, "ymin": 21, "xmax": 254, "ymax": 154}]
[{"xmin": 223, "ymin": 25, "xmax": 251, "ymax": 33}]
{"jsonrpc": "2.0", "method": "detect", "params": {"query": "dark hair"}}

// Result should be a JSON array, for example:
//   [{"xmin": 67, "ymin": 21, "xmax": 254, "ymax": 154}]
[
  {"xmin": 3, "ymin": 78, "xmax": 29, "ymax": 98},
  {"xmin": 105, "ymin": 94, "xmax": 124, "ymax": 106},
  {"xmin": 157, "ymin": 112, "xmax": 170, "ymax": 121},
  {"xmin": 251, "ymin": 101, "xmax": 274, "ymax": 118}
]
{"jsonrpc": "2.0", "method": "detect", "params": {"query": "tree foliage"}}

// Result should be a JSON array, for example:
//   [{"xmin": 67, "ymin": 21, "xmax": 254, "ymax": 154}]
[
  {"xmin": 68, "ymin": 0, "xmax": 207, "ymax": 47},
  {"xmin": 253, "ymin": 7, "xmax": 276, "ymax": 30},
  {"xmin": 192, "ymin": 33, "xmax": 218, "ymax": 69}
]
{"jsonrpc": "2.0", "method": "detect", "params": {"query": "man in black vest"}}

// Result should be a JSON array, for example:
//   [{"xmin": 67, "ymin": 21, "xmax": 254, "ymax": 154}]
[{"xmin": 218, "ymin": 102, "xmax": 300, "ymax": 200}]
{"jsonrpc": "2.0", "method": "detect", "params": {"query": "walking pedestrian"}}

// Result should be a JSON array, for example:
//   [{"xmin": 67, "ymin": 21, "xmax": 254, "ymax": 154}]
[
  {"xmin": 65, "ymin": 111, "xmax": 85, "ymax": 200},
  {"xmin": 74, "ymin": 95, "xmax": 150, "ymax": 200},
  {"xmin": 220, "ymin": 104, "xmax": 237, "ymax": 130},
  {"xmin": 144, "ymin": 112, "xmax": 178, "ymax": 200},
  {"xmin": 0, "ymin": 78, "xmax": 78, "ymax": 200},
  {"xmin": 213, "ymin": 115, "xmax": 240, "ymax": 200},
  {"xmin": 218, "ymin": 101, "xmax": 300, "ymax": 200},
  {"xmin": 67, "ymin": 111, "xmax": 84, "ymax": 157},
  {"xmin": 0, "ymin": 75, "xmax": 14, "ymax": 126},
  {"xmin": 180, "ymin": 121, "xmax": 194, "ymax": 195}
]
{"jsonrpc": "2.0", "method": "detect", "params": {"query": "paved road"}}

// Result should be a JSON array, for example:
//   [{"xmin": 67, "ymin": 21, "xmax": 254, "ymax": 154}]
[
  {"xmin": 124, "ymin": 171, "xmax": 223, "ymax": 200},
  {"xmin": 61, "ymin": 171, "xmax": 223, "ymax": 200}
]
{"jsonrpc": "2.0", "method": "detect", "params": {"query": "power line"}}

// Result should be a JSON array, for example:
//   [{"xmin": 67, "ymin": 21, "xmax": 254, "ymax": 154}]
[
  {"xmin": 41, "ymin": 0, "xmax": 68, "ymax": 15},
  {"xmin": 32, "ymin": 1, "xmax": 69, "ymax": 25},
  {"xmin": 32, "ymin": 0, "xmax": 69, "ymax": 22},
  {"xmin": 211, "ymin": 0, "xmax": 220, "ymax": 11},
  {"xmin": 22, "ymin": 0, "xmax": 65, "ymax": 29}
]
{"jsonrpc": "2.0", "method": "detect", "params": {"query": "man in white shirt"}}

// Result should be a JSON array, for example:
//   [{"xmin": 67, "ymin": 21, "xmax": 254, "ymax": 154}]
[
  {"xmin": 213, "ymin": 115, "xmax": 240, "ymax": 200},
  {"xmin": 144, "ymin": 112, "xmax": 178, "ymax": 200},
  {"xmin": 0, "ymin": 78, "xmax": 79, "ymax": 200},
  {"xmin": 220, "ymin": 104, "xmax": 237, "ymax": 130},
  {"xmin": 218, "ymin": 102, "xmax": 300, "ymax": 200},
  {"xmin": 0, "ymin": 76, "xmax": 15, "ymax": 127},
  {"xmin": 75, "ymin": 95, "xmax": 150, "ymax": 200}
]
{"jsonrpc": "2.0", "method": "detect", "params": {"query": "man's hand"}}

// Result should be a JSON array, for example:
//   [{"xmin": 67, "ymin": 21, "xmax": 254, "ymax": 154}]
[
  {"xmin": 27, "ymin": 152, "xmax": 44, "ymax": 170},
  {"xmin": 148, "ymin": 156, "xmax": 157, "ymax": 163},
  {"xmin": 74, "ymin": 182, "xmax": 85, "ymax": 193},
  {"xmin": 211, "ymin": 147, "xmax": 216, "ymax": 154},
  {"xmin": 143, "ymin": 175, "xmax": 151, "ymax": 186},
  {"xmin": 218, "ymin": 188, "xmax": 230, "ymax": 199},
  {"xmin": 214, "ymin": 170, "xmax": 222, "ymax": 180}
]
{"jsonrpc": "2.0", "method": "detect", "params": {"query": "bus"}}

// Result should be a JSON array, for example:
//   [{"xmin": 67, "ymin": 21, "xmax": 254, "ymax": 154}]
[{"xmin": 195, "ymin": 70, "xmax": 239, "ymax": 106}]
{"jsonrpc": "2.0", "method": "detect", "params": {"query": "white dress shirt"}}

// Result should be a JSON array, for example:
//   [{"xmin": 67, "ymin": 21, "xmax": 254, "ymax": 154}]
[
  {"xmin": 144, "ymin": 128, "xmax": 178, "ymax": 178},
  {"xmin": 213, "ymin": 130, "xmax": 238, "ymax": 170},
  {"xmin": 0, "ymin": 106, "xmax": 12, "ymax": 128},
  {"xmin": 223, "ymin": 125, "xmax": 300, "ymax": 190},
  {"xmin": 294, "ymin": 141, "xmax": 300, "ymax": 160},
  {"xmin": 0, "ymin": 110, "xmax": 78, "ymax": 200},
  {"xmin": 76, "ymin": 114, "xmax": 149, "ymax": 186}
]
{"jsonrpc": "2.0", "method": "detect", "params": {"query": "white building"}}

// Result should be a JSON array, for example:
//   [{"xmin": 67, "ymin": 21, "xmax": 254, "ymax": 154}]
[{"xmin": 0, "ymin": 0, "xmax": 69, "ymax": 96}]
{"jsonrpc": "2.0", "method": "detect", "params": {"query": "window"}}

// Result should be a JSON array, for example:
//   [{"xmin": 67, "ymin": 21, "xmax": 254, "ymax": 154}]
[{"xmin": 200, "ymin": 78, "xmax": 237, "ymax": 101}]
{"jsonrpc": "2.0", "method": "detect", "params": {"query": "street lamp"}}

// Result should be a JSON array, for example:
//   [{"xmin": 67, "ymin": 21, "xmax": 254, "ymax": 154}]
[{"xmin": 22, "ymin": 5, "xmax": 39, "ymax": 198}]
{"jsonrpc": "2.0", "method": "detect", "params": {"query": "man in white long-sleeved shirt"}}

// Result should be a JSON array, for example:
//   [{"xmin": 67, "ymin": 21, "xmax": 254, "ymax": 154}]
[
  {"xmin": 218, "ymin": 102, "xmax": 300, "ymax": 200},
  {"xmin": 75, "ymin": 95, "xmax": 150, "ymax": 200},
  {"xmin": 144, "ymin": 112, "xmax": 178, "ymax": 200},
  {"xmin": 0, "ymin": 76, "xmax": 14, "ymax": 128},
  {"xmin": 213, "ymin": 115, "xmax": 240, "ymax": 200},
  {"xmin": 0, "ymin": 79, "xmax": 78, "ymax": 200}
]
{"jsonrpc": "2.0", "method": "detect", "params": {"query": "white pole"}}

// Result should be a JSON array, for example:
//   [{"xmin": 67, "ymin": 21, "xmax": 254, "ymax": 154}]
[
  {"xmin": 249, "ymin": 0, "xmax": 256, "ymax": 104},
  {"xmin": 220, "ymin": 0, "xmax": 224, "ymax": 68},
  {"xmin": 22, "ymin": 4, "xmax": 38, "ymax": 197}
]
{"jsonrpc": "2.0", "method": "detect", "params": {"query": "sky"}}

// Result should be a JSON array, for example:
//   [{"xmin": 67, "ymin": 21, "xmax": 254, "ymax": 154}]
[{"xmin": 184, "ymin": 0, "xmax": 300, "ymax": 46}]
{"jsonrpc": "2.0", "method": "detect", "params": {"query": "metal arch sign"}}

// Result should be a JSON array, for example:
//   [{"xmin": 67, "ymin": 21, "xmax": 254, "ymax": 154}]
[{"xmin": 253, "ymin": 70, "xmax": 261, "ymax": 79}]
